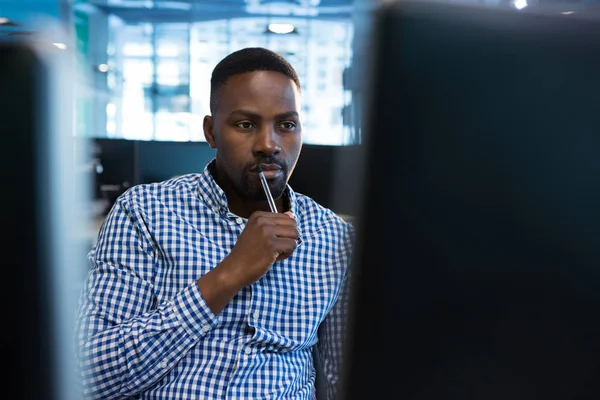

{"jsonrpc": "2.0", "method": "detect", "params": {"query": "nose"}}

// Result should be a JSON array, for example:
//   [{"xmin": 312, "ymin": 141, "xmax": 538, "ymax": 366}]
[{"xmin": 252, "ymin": 124, "xmax": 281, "ymax": 156}]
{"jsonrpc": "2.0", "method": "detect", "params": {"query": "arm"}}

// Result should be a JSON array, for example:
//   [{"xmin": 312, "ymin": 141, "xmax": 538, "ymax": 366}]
[
  {"xmin": 75, "ymin": 196, "xmax": 219, "ymax": 400},
  {"xmin": 198, "ymin": 211, "xmax": 300, "ymax": 315},
  {"xmin": 317, "ymin": 267, "xmax": 352, "ymax": 400},
  {"xmin": 317, "ymin": 222, "xmax": 355, "ymax": 400},
  {"xmin": 76, "ymin": 199, "xmax": 300, "ymax": 399}
]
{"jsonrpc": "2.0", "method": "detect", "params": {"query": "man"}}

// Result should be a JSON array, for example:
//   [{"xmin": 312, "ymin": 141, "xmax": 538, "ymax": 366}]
[{"xmin": 75, "ymin": 47, "xmax": 354, "ymax": 400}]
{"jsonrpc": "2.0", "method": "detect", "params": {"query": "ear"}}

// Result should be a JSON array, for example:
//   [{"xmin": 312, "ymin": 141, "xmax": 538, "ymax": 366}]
[{"xmin": 203, "ymin": 115, "xmax": 216, "ymax": 149}]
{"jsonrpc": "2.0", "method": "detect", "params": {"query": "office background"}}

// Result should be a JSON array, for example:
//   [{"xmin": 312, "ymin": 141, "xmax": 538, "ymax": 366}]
[
  {"xmin": 3, "ymin": 1, "xmax": 598, "ymax": 399},
  {"xmin": 4, "ymin": 0, "xmax": 584, "ymax": 230},
  {"xmin": 2, "ymin": 0, "xmax": 379, "ymax": 238}
]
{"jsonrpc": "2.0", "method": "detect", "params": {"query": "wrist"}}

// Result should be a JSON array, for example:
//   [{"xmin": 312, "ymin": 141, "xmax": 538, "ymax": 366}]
[
  {"xmin": 197, "ymin": 257, "xmax": 244, "ymax": 315},
  {"xmin": 214, "ymin": 256, "xmax": 245, "ymax": 293}
]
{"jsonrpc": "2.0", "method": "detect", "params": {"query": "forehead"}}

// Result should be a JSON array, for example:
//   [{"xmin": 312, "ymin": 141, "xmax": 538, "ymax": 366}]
[{"xmin": 216, "ymin": 71, "xmax": 301, "ymax": 115}]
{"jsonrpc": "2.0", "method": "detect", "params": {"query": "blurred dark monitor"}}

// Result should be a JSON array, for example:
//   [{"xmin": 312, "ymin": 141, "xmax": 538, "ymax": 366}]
[
  {"xmin": 343, "ymin": 3, "xmax": 600, "ymax": 399},
  {"xmin": 0, "ymin": 40, "xmax": 86, "ymax": 399},
  {"xmin": 289, "ymin": 144, "xmax": 364, "ymax": 217}
]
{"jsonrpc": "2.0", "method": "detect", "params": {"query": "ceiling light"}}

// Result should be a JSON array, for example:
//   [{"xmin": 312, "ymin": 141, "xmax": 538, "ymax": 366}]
[
  {"xmin": 0, "ymin": 17, "xmax": 21, "ymax": 27},
  {"xmin": 513, "ymin": 0, "xmax": 528, "ymax": 9},
  {"xmin": 97, "ymin": 64, "xmax": 109, "ymax": 73},
  {"xmin": 561, "ymin": 11, "xmax": 576, "ymax": 15},
  {"xmin": 267, "ymin": 23, "xmax": 296, "ymax": 34},
  {"xmin": 53, "ymin": 42, "xmax": 67, "ymax": 50}
]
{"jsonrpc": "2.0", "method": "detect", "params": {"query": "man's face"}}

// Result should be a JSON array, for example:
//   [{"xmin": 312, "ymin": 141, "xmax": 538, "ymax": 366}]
[{"xmin": 204, "ymin": 71, "xmax": 303, "ymax": 202}]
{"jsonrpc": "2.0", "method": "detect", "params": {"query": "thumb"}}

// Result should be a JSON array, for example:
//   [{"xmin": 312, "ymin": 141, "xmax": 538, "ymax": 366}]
[{"xmin": 284, "ymin": 211, "xmax": 295, "ymax": 220}]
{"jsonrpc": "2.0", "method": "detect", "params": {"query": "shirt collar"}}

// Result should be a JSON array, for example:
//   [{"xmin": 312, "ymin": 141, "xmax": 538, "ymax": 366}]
[{"xmin": 196, "ymin": 158, "xmax": 299, "ymax": 219}]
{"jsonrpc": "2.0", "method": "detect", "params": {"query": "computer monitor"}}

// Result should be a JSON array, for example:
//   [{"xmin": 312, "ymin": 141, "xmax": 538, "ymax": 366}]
[
  {"xmin": 0, "ymin": 39, "xmax": 88, "ymax": 399},
  {"xmin": 343, "ymin": 2, "xmax": 600, "ymax": 399}
]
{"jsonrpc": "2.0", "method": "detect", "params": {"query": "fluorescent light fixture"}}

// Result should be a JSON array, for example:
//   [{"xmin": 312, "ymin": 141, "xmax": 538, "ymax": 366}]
[
  {"xmin": 246, "ymin": 1, "xmax": 319, "ymax": 16},
  {"xmin": 0, "ymin": 17, "xmax": 21, "ymax": 26},
  {"xmin": 561, "ymin": 11, "xmax": 576, "ymax": 15},
  {"xmin": 53, "ymin": 42, "xmax": 67, "ymax": 50},
  {"xmin": 106, "ymin": 103, "xmax": 116, "ymax": 117},
  {"xmin": 513, "ymin": 0, "xmax": 528, "ymax": 9},
  {"xmin": 106, "ymin": 122, "xmax": 116, "ymax": 135},
  {"xmin": 267, "ymin": 23, "xmax": 295, "ymax": 34},
  {"xmin": 156, "ymin": 1, "xmax": 191, "ymax": 10}
]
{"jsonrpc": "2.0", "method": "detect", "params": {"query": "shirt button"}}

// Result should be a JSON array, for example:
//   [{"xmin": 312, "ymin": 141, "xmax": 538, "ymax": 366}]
[
  {"xmin": 244, "ymin": 347, "xmax": 252, "ymax": 355},
  {"xmin": 253, "ymin": 311, "xmax": 260, "ymax": 320},
  {"xmin": 159, "ymin": 361, "xmax": 168, "ymax": 369},
  {"xmin": 235, "ymin": 217, "xmax": 243, "ymax": 224},
  {"xmin": 200, "ymin": 325, "xmax": 209, "ymax": 334}
]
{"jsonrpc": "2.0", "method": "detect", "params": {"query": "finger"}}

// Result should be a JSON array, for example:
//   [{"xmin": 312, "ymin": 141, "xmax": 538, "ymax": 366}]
[
  {"xmin": 273, "ymin": 238, "xmax": 298, "ymax": 261},
  {"xmin": 255, "ymin": 213, "xmax": 297, "ymax": 227},
  {"xmin": 251, "ymin": 210, "xmax": 295, "ymax": 221},
  {"xmin": 270, "ymin": 225, "xmax": 300, "ymax": 240},
  {"xmin": 259, "ymin": 212, "xmax": 295, "ymax": 220},
  {"xmin": 249, "ymin": 210, "xmax": 276, "ymax": 219}
]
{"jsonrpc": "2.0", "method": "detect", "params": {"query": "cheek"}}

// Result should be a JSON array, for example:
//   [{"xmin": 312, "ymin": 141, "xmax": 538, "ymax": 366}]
[
  {"xmin": 285, "ymin": 136, "xmax": 302, "ymax": 161},
  {"xmin": 216, "ymin": 133, "xmax": 253, "ymax": 166}
]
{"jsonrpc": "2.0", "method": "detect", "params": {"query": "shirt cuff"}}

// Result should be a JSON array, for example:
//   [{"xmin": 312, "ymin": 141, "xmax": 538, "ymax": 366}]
[{"xmin": 173, "ymin": 281, "xmax": 219, "ymax": 340}]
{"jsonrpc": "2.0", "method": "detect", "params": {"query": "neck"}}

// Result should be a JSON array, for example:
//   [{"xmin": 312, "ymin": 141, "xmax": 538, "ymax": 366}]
[{"xmin": 228, "ymin": 196, "xmax": 285, "ymax": 219}]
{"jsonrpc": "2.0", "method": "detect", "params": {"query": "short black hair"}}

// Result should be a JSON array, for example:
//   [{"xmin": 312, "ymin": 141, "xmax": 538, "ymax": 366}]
[{"xmin": 209, "ymin": 47, "xmax": 301, "ymax": 114}]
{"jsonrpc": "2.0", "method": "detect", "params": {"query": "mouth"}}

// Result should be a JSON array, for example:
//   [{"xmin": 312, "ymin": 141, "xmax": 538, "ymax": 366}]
[{"xmin": 251, "ymin": 163, "xmax": 283, "ymax": 179}]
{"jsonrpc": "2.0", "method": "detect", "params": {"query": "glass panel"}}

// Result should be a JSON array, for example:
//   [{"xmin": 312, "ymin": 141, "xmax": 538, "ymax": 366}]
[
  {"xmin": 104, "ymin": 14, "xmax": 354, "ymax": 144},
  {"xmin": 190, "ymin": 19, "xmax": 231, "ymax": 125},
  {"xmin": 154, "ymin": 23, "xmax": 191, "ymax": 140},
  {"xmin": 189, "ymin": 17, "xmax": 354, "ymax": 145}
]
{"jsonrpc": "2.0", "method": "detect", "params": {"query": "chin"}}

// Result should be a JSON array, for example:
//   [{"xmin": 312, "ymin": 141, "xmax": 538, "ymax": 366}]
[
  {"xmin": 243, "ymin": 180, "xmax": 286, "ymax": 202},
  {"xmin": 269, "ymin": 186, "xmax": 286, "ymax": 200},
  {"xmin": 268, "ymin": 176, "xmax": 287, "ymax": 197}
]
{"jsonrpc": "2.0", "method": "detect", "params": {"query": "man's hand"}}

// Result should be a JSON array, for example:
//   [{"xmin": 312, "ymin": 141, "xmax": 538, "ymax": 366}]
[
  {"xmin": 225, "ymin": 211, "xmax": 299, "ymax": 287},
  {"xmin": 197, "ymin": 211, "xmax": 299, "ymax": 315}
]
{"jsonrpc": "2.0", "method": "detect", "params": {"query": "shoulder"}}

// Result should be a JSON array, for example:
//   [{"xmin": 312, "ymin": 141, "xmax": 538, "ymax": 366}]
[
  {"xmin": 295, "ymin": 192, "xmax": 355, "ymax": 242},
  {"xmin": 116, "ymin": 173, "xmax": 201, "ymax": 210}
]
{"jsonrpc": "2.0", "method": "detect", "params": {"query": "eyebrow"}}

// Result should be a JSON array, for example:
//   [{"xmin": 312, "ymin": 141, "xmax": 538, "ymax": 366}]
[{"xmin": 229, "ymin": 109, "xmax": 300, "ymax": 120}]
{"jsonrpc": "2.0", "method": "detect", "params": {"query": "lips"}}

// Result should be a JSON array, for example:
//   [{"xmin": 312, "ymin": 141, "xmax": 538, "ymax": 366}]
[
  {"xmin": 251, "ymin": 163, "xmax": 284, "ymax": 179},
  {"xmin": 251, "ymin": 163, "xmax": 282, "ymax": 172},
  {"xmin": 257, "ymin": 163, "xmax": 282, "ymax": 172}
]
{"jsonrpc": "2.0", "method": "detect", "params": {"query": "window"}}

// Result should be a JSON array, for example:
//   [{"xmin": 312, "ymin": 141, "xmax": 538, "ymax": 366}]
[{"xmin": 104, "ymin": 16, "xmax": 354, "ymax": 145}]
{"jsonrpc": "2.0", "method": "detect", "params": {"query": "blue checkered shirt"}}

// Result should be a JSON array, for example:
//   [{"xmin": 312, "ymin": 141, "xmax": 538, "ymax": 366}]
[{"xmin": 75, "ymin": 160, "xmax": 354, "ymax": 400}]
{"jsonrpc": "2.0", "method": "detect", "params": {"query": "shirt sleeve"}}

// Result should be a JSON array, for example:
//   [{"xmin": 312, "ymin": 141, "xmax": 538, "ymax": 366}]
[
  {"xmin": 317, "ymin": 222, "xmax": 355, "ymax": 400},
  {"xmin": 75, "ymin": 193, "xmax": 219, "ymax": 400}
]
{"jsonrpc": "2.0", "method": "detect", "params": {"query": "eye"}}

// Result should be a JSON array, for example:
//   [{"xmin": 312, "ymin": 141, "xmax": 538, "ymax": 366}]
[
  {"xmin": 278, "ymin": 121, "xmax": 297, "ymax": 131},
  {"xmin": 236, "ymin": 121, "xmax": 255, "ymax": 130}
]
